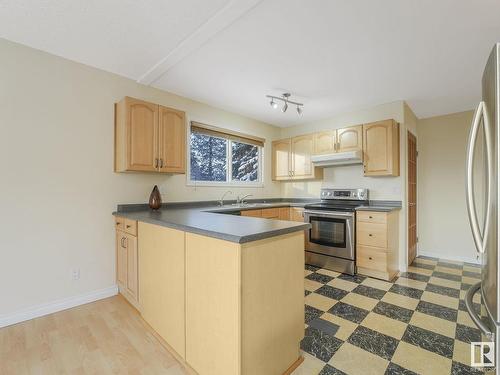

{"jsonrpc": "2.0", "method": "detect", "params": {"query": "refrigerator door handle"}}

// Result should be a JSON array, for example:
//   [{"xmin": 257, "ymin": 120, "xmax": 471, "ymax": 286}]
[
  {"xmin": 465, "ymin": 101, "xmax": 492, "ymax": 254},
  {"xmin": 466, "ymin": 282, "xmax": 494, "ymax": 339}
]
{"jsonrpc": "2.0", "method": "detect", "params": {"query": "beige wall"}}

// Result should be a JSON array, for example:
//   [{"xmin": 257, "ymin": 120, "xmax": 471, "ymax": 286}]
[
  {"xmin": 0, "ymin": 38, "xmax": 281, "ymax": 320},
  {"xmin": 417, "ymin": 110, "xmax": 479, "ymax": 263},
  {"xmin": 279, "ymin": 101, "xmax": 412, "ymax": 271}
]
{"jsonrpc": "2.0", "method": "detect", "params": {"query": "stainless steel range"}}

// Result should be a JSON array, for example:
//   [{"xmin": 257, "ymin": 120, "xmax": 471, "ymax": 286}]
[{"xmin": 304, "ymin": 188, "xmax": 369, "ymax": 275}]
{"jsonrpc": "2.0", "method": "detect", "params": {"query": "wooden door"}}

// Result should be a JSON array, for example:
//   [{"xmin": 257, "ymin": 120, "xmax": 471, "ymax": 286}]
[
  {"xmin": 116, "ymin": 231, "xmax": 127, "ymax": 288},
  {"xmin": 408, "ymin": 131, "xmax": 417, "ymax": 265},
  {"xmin": 313, "ymin": 131, "xmax": 336, "ymax": 154},
  {"xmin": 126, "ymin": 97, "xmax": 158, "ymax": 172},
  {"xmin": 158, "ymin": 106, "xmax": 186, "ymax": 173},
  {"xmin": 363, "ymin": 120, "xmax": 399, "ymax": 176},
  {"xmin": 272, "ymin": 139, "xmax": 291, "ymax": 180},
  {"xmin": 126, "ymin": 234, "xmax": 138, "ymax": 301},
  {"xmin": 337, "ymin": 125, "xmax": 362, "ymax": 152},
  {"xmin": 291, "ymin": 134, "xmax": 314, "ymax": 178}
]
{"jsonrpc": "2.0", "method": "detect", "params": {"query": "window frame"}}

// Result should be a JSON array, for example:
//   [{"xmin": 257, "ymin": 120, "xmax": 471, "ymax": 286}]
[{"xmin": 186, "ymin": 124, "xmax": 264, "ymax": 187}]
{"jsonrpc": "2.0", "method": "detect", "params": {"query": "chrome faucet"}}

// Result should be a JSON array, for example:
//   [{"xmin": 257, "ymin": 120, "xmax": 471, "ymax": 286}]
[
  {"xmin": 238, "ymin": 194, "xmax": 253, "ymax": 205},
  {"xmin": 219, "ymin": 190, "xmax": 232, "ymax": 206}
]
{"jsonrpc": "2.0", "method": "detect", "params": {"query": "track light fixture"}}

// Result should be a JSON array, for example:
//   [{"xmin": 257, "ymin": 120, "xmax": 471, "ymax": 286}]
[{"xmin": 266, "ymin": 93, "xmax": 303, "ymax": 115}]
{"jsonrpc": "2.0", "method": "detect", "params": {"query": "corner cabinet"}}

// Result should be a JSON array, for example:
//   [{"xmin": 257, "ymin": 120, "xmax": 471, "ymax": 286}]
[
  {"xmin": 272, "ymin": 135, "xmax": 323, "ymax": 181},
  {"xmin": 115, "ymin": 96, "xmax": 186, "ymax": 174},
  {"xmin": 362, "ymin": 120, "xmax": 400, "ymax": 176}
]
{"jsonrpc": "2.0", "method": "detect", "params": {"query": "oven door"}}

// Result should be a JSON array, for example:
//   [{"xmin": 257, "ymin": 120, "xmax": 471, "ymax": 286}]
[{"xmin": 304, "ymin": 210, "xmax": 354, "ymax": 260}]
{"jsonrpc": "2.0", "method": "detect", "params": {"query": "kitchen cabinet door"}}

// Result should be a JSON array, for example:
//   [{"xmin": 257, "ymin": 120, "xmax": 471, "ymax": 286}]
[
  {"xmin": 122, "ymin": 97, "xmax": 158, "ymax": 172},
  {"xmin": 278, "ymin": 207, "xmax": 290, "ymax": 220},
  {"xmin": 290, "ymin": 207, "xmax": 305, "ymax": 222},
  {"xmin": 272, "ymin": 139, "xmax": 292, "ymax": 180},
  {"xmin": 313, "ymin": 131, "xmax": 336, "ymax": 155},
  {"xmin": 116, "ymin": 231, "xmax": 127, "ymax": 288},
  {"xmin": 363, "ymin": 120, "xmax": 400, "ymax": 176},
  {"xmin": 291, "ymin": 134, "xmax": 319, "ymax": 179},
  {"xmin": 158, "ymin": 106, "xmax": 186, "ymax": 173},
  {"xmin": 125, "ymin": 234, "xmax": 138, "ymax": 301},
  {"xmin": 337, "ymin": 125, "xmax": 362, "ymax": 152}
]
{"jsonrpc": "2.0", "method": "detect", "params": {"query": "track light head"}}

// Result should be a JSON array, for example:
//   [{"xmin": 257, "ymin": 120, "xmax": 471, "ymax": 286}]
[{"xmin": 266, "ymin": 93, "xmax": 303, "ymax": 115}]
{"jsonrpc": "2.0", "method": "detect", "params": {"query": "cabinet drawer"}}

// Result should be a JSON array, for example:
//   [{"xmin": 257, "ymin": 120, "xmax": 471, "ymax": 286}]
[
  {"xmin": 261, "ymin": 208, "xmax": 279, "ymax": 219},
  {"xmin": 241, "ymin": 209, "xmax": 262, "ymax": 218},
  {"xmin": 124, "ymin": 218, "xmax": 137, "ymax": 236},
  {"xmin": 357, "ymin": 211, "xmax": 387, "ymax": 224},
  {"xmin": 357, "ymin": 246, "xmax": 387, "ymax": 272},
  {"xmin": 357, "ymin": 222, "xmax": 387, "ymax": 248},
  {"xmin": 115, "ymin": 216, "xmax": 125, "ymax": 231}
]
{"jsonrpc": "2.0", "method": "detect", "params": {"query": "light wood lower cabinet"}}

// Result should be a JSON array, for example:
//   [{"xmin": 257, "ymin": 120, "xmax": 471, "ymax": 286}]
[
  {"xmin": 290, "ymin": 207, "xmax": 305, "ymax": 222},
  {"xmin": 115, "ymin": 216, "xmax": 139, "ymax": 309},
  {"xmin": 124, "ymin": 218, "xmax": 304, "ymax": 375},
  {"xmin": 185, "ymin": 232, "xmax": 304, "ymax": 375},
  {"xmin": 278, "ymin": 207, "xmax": 290, "ymax": 220},
  {"xmin": 138, "ymin": 222, "xmax": 186, "ymax": 359},
  {"xmin": 356, "ymin": 210, "xmax": 399, "ymax": 281}
]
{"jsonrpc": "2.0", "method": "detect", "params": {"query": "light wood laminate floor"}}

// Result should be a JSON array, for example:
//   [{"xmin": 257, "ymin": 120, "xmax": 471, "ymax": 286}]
[{"xmin": 0, "ymin": 295, "xmax": 188, "ymax": 375}]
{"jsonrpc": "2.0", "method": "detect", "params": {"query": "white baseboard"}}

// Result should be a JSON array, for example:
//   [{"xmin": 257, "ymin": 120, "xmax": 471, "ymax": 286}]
[
  {"xmin": 0, "ymin": 285, "xmax": 118, "ymax": 329},
  {"xmin": 417, "ymin": 250, "xmax": 480, "ymax": 265}
]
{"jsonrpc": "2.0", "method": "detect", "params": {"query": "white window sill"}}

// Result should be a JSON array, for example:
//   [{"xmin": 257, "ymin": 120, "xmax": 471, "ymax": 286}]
[{"xmin": 186, "ymin": 181, "xmax": 264, "ymax": 188}]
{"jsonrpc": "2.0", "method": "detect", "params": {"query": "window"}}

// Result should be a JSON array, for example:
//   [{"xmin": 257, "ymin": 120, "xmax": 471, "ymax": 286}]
[{"xmin": 189, "ymin": 122, "xmax": 264, "ymax": 185}]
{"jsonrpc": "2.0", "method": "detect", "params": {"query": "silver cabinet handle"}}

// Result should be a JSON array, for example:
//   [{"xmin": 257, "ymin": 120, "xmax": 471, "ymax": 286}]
[
  {"xmin": 465, "ymin": 282, "xmax": 493, "ymax": 339},
  {"xmin": 155, "ymin": 158, "xmax": 159, "ymax": 169},
  {"xmin": 466, "ymin": 101, "xmax": 492, "ymax": 254},
  {"xmin": 160, "ymin": 159, "xmax": 164, "ymax": 168}
]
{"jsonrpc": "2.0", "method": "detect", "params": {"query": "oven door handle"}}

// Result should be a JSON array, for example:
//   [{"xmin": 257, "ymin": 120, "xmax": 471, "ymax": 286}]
[{"xmin": 304, "ymin": 210, "xmax": 354, "ymax": 218}]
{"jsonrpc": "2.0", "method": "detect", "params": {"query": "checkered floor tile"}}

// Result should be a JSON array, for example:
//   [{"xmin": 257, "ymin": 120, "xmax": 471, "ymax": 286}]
[{"xmin": 292, "ymin": 257, "xmax": 491, "ymax": 375}]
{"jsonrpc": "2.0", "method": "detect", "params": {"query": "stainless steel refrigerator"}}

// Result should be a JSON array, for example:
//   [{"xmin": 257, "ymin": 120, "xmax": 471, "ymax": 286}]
[{"xmin": 466, "ymin": 42, "xmax": 500, "ymax": 370}]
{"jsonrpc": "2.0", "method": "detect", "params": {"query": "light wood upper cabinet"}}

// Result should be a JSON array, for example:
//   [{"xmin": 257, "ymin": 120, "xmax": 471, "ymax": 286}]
[
  {"xmin": 158, "ymin": 106, "xmax": 186, "ymax": 173},
  {"xmin": 291, "ymin": 134, "xmax": 314, "ymax": 178},
  {"xmin": 337, "ymin": 125, "xmax": 362, "ymax": 152},
  {"xmin": 363, "ymin": 120, "xmax": 400, "ymax": 176},
  {"xmin": 115, "ymin": 97, "xmax": 186, "ymax": 174},
  {"xmin": 272, "ymin": 135, "xmax": 322, "ymax": 181},
  {"xmin": 272, "ymin": 139, "xmax": 292, "ymax": 180},
  {"xmin": 313, "ymin": 131, "xmax": 336, "ymax": 155},
  {"xmin": 125, "ymin": 97, "xmax": 158, "ymax": 172}
]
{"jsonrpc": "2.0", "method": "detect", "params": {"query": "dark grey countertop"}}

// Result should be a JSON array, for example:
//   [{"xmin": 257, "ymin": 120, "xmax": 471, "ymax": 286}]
[
  {"xmin": 355, "ymin": 201, "xmax": 402, "ymax": 212},
  {"xmin": 113, "ymin": 201, "xmax": 312, "ymax": 244}
]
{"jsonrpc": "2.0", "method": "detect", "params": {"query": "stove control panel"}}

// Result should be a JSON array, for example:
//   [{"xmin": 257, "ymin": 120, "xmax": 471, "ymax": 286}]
[{"xmin": 320, "ymin": 188, "xmax": 368, "ymax": 201}]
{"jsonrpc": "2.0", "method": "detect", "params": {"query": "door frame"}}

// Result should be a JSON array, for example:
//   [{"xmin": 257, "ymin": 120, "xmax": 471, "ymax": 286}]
[{"xmin": 407, "ymin": 131, "xmax": 417, "ymax": 266}]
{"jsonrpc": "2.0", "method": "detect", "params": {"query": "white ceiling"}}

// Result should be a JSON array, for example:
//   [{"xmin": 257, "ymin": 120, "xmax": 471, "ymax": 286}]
[{"xmin": 1, "ymin": 0, "xmax": 500, "ymax": 127}]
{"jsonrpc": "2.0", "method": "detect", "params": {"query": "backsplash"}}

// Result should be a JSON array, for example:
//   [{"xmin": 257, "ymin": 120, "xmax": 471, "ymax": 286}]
[{"xmin": 281, "ymin": 164, "xmax": 403, "ymax": 201}]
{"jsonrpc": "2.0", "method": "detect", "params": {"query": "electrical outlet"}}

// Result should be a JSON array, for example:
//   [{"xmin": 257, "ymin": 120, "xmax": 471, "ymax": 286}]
[{"xmin": 71, "ymin": 268, "xmax": 80, "ymax": 281}]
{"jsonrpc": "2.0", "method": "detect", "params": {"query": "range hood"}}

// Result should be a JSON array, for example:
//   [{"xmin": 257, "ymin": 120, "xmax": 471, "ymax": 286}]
[{"xmin": 311, "ymin": 150, "xmax": 363, "ymax": 167}]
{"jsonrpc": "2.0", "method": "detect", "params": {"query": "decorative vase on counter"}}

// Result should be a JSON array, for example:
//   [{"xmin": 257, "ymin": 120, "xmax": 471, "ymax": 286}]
[{"xmin": 149, "ymin": 185, "xmax": 162, "ymax": 210}]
